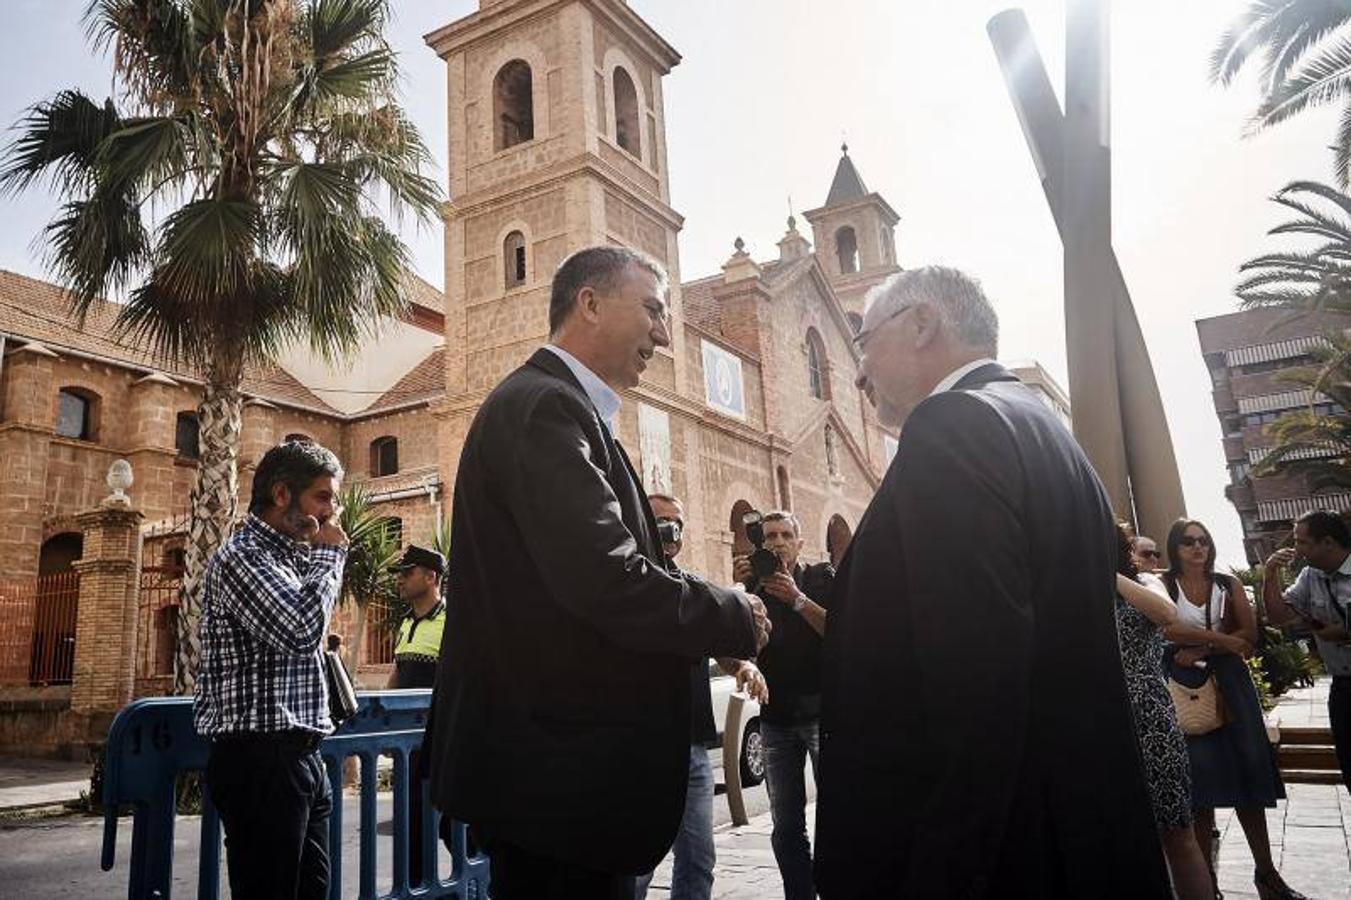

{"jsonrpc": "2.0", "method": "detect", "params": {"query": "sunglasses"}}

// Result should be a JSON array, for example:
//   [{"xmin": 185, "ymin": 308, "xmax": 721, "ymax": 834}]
[
  {"xmin": 1139, "ymin": 549, "xmax": 1161, "ymax": 559},
  {"xmin": 1178, "ymin": 535, "xmax": 1211, "ymax": 549}
]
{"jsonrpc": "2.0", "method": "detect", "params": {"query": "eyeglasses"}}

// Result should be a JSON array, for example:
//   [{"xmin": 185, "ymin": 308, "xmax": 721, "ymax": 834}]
[
  {"xmin": 1178, "ymin": 535, "xmax": 1211, "ymax": 549},
  {"xmin": 852, "ymin": 304, "xmax": 915, "ymax": 351},
  {"xmin": 1139, "ymin": 549, "xmax": 1162, "ymax": 559}
]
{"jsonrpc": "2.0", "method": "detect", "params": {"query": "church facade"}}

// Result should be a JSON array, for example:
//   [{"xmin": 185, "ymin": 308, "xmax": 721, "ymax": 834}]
[{"xmin": 426, "ymin": 0, "xmax": 904, "ymax": 582}]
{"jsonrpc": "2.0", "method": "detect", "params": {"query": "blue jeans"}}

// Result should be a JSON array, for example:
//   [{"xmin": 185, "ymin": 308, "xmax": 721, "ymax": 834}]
[
  {"xmin": 636, "ymin": 743, "xmax": 715, "ymax": 900},
  {"xmin": 762, "ymin": 720, "xmax": 820, "ymax": 900}
]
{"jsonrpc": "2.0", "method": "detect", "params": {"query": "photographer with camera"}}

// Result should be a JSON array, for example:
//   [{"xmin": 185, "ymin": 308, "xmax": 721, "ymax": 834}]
[
  {"xmin": 733, "ymin": 510, "xmax": 832, "ymax": 900},
  {"xmin": 638, "ymin": 494, "xmax": 768, "ymax": 900}
]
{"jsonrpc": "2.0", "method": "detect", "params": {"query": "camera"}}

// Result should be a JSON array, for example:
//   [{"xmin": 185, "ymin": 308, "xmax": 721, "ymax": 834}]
[
  {"xmin": 742, "ymin": 510, "xmax": 782, "ymax": 585},
  {"xmin": 656, "ymin": 518, "xmax": 682, "ymax": 545}
]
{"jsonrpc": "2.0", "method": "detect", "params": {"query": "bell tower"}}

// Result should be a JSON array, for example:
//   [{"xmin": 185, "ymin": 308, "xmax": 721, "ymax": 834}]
[
  {"xmin": 426, "ymin": 0, "xmax": 690, "ymax": 486},
  {"xmin": 802, "ymin": 144, "xmax": 901, "ymax": 316}
]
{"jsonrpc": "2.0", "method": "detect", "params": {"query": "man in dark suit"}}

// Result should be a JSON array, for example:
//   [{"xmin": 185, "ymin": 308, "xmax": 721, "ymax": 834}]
[
  {"xmin": 814, "ymin": 266, "xmax": 1169, "ymax": 898},
  {"xmin": 425, "ymin": 245, "xmax": 770, "ymax": 900}
]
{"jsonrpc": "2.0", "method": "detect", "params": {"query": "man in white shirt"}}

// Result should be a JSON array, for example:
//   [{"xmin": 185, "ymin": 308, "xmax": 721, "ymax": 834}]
[{"xmin": 1264, "ymin": 509, "xmax": 1351, "ymax": 791}]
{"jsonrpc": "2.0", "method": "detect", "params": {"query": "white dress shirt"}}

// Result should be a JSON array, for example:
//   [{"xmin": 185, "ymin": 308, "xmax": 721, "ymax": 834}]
[
  {"xmin": 929, "ymin": 358, "xmax": 998, "ymax": 397},
  {"xmin": 543, "ymin": 344, "xmax": 621, "ymax": 431}
]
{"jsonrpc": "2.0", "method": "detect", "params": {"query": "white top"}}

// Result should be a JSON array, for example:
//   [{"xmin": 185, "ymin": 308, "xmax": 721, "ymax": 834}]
[{"xmin": 1175, "ymin": 578, "xmax": 1225, "ymax": 629}]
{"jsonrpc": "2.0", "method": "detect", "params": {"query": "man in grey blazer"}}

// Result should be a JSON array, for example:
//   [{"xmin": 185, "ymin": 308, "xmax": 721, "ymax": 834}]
[{"xmin": 814, "ymin": 266, "xmax": 1169, "ymax": 898}]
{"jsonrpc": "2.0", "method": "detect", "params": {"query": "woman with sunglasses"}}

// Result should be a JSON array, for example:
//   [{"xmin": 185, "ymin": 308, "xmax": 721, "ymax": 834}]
[{"xmin": 1160, "ymin": 519, "xmax": 1305, "ymax": 900}]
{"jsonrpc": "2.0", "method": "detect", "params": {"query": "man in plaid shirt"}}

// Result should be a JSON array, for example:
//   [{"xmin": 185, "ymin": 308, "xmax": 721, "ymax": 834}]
[{"xmin": 194, "ymin": 440, "xmax": 348, "ymax": 900}]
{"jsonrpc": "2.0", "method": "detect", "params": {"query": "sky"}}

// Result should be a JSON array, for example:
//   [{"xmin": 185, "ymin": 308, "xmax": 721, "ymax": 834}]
[{"xmin": 0, "ymin": 0, "xmax": 1339, "ymax": 568}]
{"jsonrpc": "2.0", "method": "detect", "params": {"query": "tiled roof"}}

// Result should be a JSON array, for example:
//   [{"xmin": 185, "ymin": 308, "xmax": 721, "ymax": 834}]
[
  {"xmin": 361, "ymin": 351, "xmax": 445, "ymax": 415},
  {"xmin": 0, "ymin": 268, "xmax": 341, "ymax": 414},
  {"xmin": 680, "ymin": 273, "xmax": 722, "ymax": 333},
  {"xmin": 404, "ymin": 271, "xmax": 444, "ymax": 314},
  {"xmin": 678, "ymin": 255, "xmax": 817, "ymax": 337}
]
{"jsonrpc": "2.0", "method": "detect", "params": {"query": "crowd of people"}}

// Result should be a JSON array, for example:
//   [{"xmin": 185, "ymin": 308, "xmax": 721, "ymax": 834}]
[{"xmin": 187, "ymin": 245, "xmax": 1350, "ymax": 900}]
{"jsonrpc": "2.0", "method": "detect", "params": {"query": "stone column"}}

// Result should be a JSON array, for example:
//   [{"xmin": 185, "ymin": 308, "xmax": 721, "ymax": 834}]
[{"xmin": 69, "ymin": 494, "xmax": 143, "ymax": 717}]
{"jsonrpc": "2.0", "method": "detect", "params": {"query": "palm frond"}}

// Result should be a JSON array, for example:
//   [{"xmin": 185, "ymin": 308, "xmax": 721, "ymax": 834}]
[
  {"xmin": 84, "ymin": 0, "xmax": 204, "ymax": 113},
  {"xmin": 0, "ymin": 91, "xmax": 121, "ymax": 197},
  {"xmin": 43, "ymin": 192, "xmax": 151, "ymax": 315},
  {"xmin": 1255, "ymin": 30, "xmax": 1351, "ymax": 129},
  {"xmin": 1213, "ymin": 1, "xmax": 1351, "ymax": 89}
]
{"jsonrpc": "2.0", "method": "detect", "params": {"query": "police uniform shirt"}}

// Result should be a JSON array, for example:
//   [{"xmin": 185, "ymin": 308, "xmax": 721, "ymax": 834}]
[{"xmin": 392, "ymin": 601, "xmax": 445, "ymax": 689}]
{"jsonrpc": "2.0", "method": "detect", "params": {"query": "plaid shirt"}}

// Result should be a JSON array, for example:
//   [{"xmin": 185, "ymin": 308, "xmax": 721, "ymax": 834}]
[{"xmin": 193, "ymin": 515, "xmax": 347, "ymax": 736}]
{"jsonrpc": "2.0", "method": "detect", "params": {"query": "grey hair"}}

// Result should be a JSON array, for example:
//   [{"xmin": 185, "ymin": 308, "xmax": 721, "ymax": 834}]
[
  {"xmin": 549, "ymin": 245, "xmax": 669, "ymax": 335},
  {"xmin": 763, "ymin": 509, "xmax": 801, "ymax": 537},
  {"xmin": 862, "ymin": 265, "xmax": 999, "ymax": 353}
]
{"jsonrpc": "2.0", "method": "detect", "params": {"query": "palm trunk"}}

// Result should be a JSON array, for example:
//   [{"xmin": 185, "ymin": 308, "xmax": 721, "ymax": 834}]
[
  {"xmin": 348, "ymin": 601, "xmax": 369, "ymax": 674},
  {"xmin": 174, "ymin": 372, "xmax": 244, "ymax": 695}
]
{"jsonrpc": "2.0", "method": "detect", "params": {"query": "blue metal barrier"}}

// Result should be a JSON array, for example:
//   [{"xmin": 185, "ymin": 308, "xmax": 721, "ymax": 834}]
[{"xmin": 100, "ymin": 691, "xmax": 490, "ymax": 899}]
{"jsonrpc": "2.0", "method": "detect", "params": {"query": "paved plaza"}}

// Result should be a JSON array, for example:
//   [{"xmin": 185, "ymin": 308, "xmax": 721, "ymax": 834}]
[{"xmin": 644, "ymin": 679, "xmax": 1351, "ymax": 899}]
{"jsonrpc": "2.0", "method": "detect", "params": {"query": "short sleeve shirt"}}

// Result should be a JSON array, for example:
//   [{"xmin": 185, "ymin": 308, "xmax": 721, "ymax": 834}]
[{"xmin": 1283, "ymin": 554, "xmax": 1351, "ymax": 677}]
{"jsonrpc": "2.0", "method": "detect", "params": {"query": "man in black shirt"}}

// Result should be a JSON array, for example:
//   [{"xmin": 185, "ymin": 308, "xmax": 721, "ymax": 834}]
[
  {"xmin": 639, "ymin": 493, "xmax": 767, "ymax": 900},
  {"xmin": 733, "ymin": 511, "xmax": 831, "ymax": 900}
]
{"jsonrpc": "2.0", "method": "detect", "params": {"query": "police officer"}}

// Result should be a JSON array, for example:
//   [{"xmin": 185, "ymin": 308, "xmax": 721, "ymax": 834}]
[
  {"xmin": 386, "ymin": 545, "xmax": 446, "ymax": 690},
  {"xmin": 386, "ymin": 544, "xmax": 446, "ymax": 886}
]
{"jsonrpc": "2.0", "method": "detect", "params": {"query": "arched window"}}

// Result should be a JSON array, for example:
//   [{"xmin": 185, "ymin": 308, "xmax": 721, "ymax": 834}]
[
  {"xmin": 34, "ymin": 533, "xmax": 82, "ymax": 685},
  {"xmin": 776, "ymin": 466, "xmax": 793, "ymax": 511},
  {"xmin": 175, "ymin": 412, "xmax": 200, "ymax": 459},
  {"xmin": 285, "ymin": 433, "xmax": 313, "ymax": 444},
  {"xmin": 613, "ymin": 66, "xmax": 641, "ymax": 158},
  {"xmin": 806, "ymin": 328, "xmax": 830, "ymax": 400},
  {"xmin": 55, "ymin": 388, "xmax": 96, "ymax": 440},
  {"xmin": 39, "ymin": 533, "xmax": 83, "ymax": 575},
  {"xmin": 826, "ymin": 514, "xmax": 853, "ymax": 568},
  {"xmin": 729, "ymin": 499, "xmax": 754, "ymax": 557},
  {"xmin": 493, "ymin": 60, "xmax": 534, "ymax": 151},
  {"xmin": 370, "ymin": 436, "xmax": 399, "ymax": 477},
  {"xmin": 504, "ymin": 230, "xmax": 527, "ymax": 289},
  {"xmin": 836, "ymin": 226, "xmax": 859, "ymax": 275}
]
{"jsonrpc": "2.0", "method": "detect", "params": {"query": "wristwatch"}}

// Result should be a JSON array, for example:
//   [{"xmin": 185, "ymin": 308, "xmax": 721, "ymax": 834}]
[{"xmin": 792, "ymin": 593, "xmax": 807, "ymax": 612}]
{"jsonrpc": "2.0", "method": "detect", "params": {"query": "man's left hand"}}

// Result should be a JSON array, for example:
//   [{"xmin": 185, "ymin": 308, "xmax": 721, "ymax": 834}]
[
  {"xmin": 734, "ymin": 662, "xmax": 770, "ymax": 705},
  {"xmin": 762, "ymin": 572, "xmax": 802, "ymax": 605}
]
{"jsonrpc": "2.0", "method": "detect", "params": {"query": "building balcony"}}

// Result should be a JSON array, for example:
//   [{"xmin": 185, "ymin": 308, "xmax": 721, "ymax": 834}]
[
  {"xmin": 1223, "ymin": 435, "xmax": 1247, "ymax": 462},
  {"xmin": 1212, "ymin": 383, "xmax": 1237, "ymax": 416},
  {"xmin": 1225, "ymin": 482, "xmax": 1255, "ymax": 509}
]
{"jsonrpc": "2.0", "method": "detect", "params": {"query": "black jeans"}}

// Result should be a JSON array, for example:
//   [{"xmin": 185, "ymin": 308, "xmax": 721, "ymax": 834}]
[
  {"xmin": 206, "ymin": 733, "xmax": 333, "ymax": 900},
  {"xmin": 475, "ymin": 833, "xmax": 636, "ymax": 900},
  {"xmin": 1331, "ymin": 676, "xmax": 1351, "ymax": 790}
]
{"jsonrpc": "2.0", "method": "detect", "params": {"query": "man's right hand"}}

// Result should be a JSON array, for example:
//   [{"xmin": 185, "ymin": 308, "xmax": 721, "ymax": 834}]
[
  {"xmin": 732, "ymin": 555, "xmax": 752, "ymax": 585},
  {"xmin": 314, "ymin": 519, "xmax": 349, "ymax": 548},
  {"xmin": 1266, "ymin": 548, "xmax": 1296, "ymax": 570},
  {"xmin": 744, "ymin": 592, "xmax": 771, "ymax": 653}
]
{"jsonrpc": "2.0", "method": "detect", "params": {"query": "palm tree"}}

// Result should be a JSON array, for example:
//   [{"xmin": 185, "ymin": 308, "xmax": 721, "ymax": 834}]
[
  {"xmin": 337, "ymin": 484, "xmax": 400, "ymax": 673},
  {"xmin": 1235, "ymin": 180, "xmax": 1351, "ymax": 490},
  {"xmin": 1213, "ymin": 1, "xmax": 1351, "ymax": 185},
  {"xmin": 0, "ymin": 0, "xmax": 441, "ymax": 692}
]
